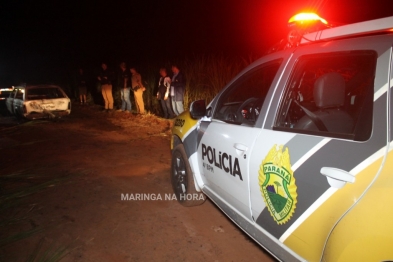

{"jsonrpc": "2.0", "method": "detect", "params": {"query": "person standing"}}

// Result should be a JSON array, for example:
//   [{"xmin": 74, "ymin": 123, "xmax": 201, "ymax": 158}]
[
  {"xmin": 117, "ymin": 62, "xmax": 132, "ymax": 113},
  {"xmin": 97, "ymin": 62, "xmax": 114, "ymax": 112},
  {"xmin": 170, "ymin": 64, "xmax": 185, "ymax": 115},
  {"xmin": 157, "ymin": 67, "xmax": 175, "ymax": 119},
  {"xmin": 77, "ymin": 68, "xmax": 88, "ymax": 105},
  {"xmin": 130, "ymin": 67, "xmax": 145, "ymax": 114}
]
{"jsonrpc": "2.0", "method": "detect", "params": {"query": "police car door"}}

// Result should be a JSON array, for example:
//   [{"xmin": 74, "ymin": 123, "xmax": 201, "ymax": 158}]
[
  {"xmin": 198, "ymin": 59, "xmax": 283, "ymax": 219},
  {"xmin": 248, "ymin": 38, "xmax": 390, "ymax": 261}
]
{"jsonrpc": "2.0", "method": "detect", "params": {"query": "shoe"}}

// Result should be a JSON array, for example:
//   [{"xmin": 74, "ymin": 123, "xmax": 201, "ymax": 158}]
[
  {"xmin": 125, "ymin": 111, "xmax": 130, "ymax": 114},
  {"xmin": 117, "ymin": 109, "xmax": 123, "ymax": 112}
]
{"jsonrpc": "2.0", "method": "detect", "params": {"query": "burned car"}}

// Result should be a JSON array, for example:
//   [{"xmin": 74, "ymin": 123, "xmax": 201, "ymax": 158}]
[
  {"xmin": 6, "ymin": 85, "xmax": 71, "ymax": 119},
  {"xmin": 0, "ymin": 86, "xmax": 14, "ymax": 113},
  {"xmin": 0, "ymin": 86, "xmax": 14, "ymax": 102}
]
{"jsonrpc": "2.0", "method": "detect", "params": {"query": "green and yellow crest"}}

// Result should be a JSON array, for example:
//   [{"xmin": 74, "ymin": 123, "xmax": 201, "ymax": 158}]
[{"xmin": 259, "ymin": 144, "xmax": 297, "ymax": 225}]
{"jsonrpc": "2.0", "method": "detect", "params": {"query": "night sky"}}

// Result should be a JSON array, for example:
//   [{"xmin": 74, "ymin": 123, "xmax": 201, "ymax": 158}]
[{"xmin": 1, "ymin": 0, "xmax": 393, "ymax": 85}]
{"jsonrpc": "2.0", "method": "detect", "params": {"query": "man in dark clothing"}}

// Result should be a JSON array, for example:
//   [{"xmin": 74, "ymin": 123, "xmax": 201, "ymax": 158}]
[
  {"xmin": 97, "ymin": 63, "xmax": 114, "ymax": 111},
  {"xmin": 157, "ymin": 68, "xmax": 175, "ymax": 119},
  {"xmin": 117, "ymin": 62, "xmax": 132, "ymax": 113},
  {"xmin": 170, "ymin": 65, "xmax": 185, "ymax": 115},
  {"xmin": 77, "ymin": 68, "xmax": 88, "ymax": 105}
]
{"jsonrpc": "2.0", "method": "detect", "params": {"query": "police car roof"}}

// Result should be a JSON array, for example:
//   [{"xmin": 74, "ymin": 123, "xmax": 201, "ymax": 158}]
[{"xmin": 301, "ymin": 16, "xmax": 393, "ymax": 44}]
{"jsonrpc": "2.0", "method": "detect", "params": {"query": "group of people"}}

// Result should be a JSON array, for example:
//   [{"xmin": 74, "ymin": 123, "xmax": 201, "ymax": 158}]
[
  {"xmin": 76, "ymin": 62, "xmax": 186, "ymax": 119},
  {"xmin": 115, "ymin": 62, "xmax": 145, "ymax": 114},
  {"xmin": 98, "ymin": 62, "xmax": 145, "ymax": 114},
  {"xmin": 156, "ymin": 65, "xmax": 185, "ymax": 119}
]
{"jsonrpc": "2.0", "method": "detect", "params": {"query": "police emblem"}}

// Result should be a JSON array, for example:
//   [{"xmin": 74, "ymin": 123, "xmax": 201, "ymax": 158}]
[{"xmin": 258, "ymin": 144, "xmax": 297, "ymax": 225}]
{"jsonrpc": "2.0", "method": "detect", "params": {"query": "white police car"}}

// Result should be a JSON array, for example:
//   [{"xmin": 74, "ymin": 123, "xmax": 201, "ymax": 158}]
[{"xmin": 171, "ymin": 13, "xmax": 393, "ymax": 261}]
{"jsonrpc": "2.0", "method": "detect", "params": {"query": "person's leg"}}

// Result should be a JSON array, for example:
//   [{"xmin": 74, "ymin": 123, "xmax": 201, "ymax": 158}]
[
  {"xmin": 160, "ymin": 99, "xmax": 168, "ymax": 118},
  {"xmin": 101, "ymin": 84, "xmax": 109, "ymax": 109},
  {"xmin": 80, "ymin": 86, "xmax": 87, "ymax": 104},
  {"xmin": 134, "ymin": 92, "xmax": 140, "ymax": 113},
  {"xmin": 120, "ymin": 89, "xmax": 126, "ymax": 111},
  {"xmin": 171, "ymin": 97, "xmax": 178, "ymax": 115},
  {"xmin": 134, "ymin": 90, "xmax": 143, "ymax": 114},
  {"xmin": 136, "ymin": 90, "xmax": 145, "ymax": 114},
  {"xmin": 139, "ymin": 92, "xmax": 145, "ymax": 114},
  {"xmin": 176, "ymin": 101, "xmax": 184, "ymax": 115},
  {"xmin": 79, "ymin": 86, "xmax": 82, "ymax": 104},
  {"xmin": 165, "ymin": 99, "xmax": 174, "ymax": 118},
  {"xmin": 108, "ymin": 85, "xmax": 114, "ymax": 110},
  {"xmin": 124, "ymin": 88, "xmax": 132, "ymax": 112}
]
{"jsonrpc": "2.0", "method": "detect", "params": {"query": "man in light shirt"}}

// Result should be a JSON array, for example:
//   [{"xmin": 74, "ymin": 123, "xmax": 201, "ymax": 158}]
[{"xmin": 157, "ymin": 67, "xmax": 175, "ymax": 119}]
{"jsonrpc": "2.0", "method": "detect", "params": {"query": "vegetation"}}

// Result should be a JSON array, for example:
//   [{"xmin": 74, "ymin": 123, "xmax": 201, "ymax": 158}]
[{"xmin": 181, "ymin": 54, "xmax": 252, "ymax": 109}]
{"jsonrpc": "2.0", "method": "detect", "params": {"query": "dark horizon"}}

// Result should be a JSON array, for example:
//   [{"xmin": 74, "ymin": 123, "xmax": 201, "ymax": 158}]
[{"xmin": 1, "ymin": 0, "xmax": 393, "ymax": 86}]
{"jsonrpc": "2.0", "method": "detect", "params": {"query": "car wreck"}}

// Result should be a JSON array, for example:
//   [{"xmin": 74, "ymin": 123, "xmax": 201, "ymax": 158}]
[{"xmin": 6, "ymin": 85, "xmax": 71, "ymax": 119}]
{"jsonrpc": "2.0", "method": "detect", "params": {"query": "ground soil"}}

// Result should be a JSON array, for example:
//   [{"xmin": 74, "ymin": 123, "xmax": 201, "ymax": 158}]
[{"xmin": 0, "ymin": 104, "xmax": 274, "ymax": 262}]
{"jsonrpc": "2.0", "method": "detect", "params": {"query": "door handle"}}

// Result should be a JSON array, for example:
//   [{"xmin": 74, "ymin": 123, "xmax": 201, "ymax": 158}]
[
  {"xmin": 320, "ymin": 167, "xmax": 355, "ymax": 189},
  {"xmin": 234, "ymin": 143, "xmax": 248, "ymax": 156}
]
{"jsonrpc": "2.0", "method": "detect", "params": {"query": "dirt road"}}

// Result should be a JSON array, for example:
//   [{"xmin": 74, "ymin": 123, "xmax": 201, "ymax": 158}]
[{"xmin": 0, "ymin": 104, "xmax": 274, "ymax": 262}]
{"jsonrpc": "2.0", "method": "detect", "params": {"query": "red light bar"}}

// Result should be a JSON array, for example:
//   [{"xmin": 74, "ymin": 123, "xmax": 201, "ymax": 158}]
[{"xmin": 288, "ymin": 13, "xmax": 328, "ymax": 25}]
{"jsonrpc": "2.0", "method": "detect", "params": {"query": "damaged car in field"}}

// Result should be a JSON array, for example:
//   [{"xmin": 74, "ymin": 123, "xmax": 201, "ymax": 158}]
[
  {"xmin": 0, "ymin": 86, "xmax": 14, "ymax": 102},
  {"xmin": 0, "ymin": 86, "xmax": 14, "ymax": 113},
  {"xmin": 6, "ymin": 85, "xmax": 71, "ymax": 119}
]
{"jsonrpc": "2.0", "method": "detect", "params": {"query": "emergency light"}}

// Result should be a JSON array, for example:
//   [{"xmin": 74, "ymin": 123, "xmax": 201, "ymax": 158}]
[
  {"xmin": 287, "ymin": 12, "xmax": 330, "ymax": 47},
  {"xmin": 267, "ymin": 12, "xmax": 330, "ymax": 54},
  {"xmin": 288, "ymin": 13, "xmax": 328, "ymax": 26}
]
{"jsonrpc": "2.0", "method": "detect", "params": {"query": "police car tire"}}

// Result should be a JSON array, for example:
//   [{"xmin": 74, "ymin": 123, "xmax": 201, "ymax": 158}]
[{"xmin": 171, "ymin": 144, "xmax": 206, "ymax": 207}]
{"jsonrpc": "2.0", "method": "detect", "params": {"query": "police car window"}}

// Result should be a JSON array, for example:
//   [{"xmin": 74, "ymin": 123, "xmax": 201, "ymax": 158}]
[
  {"xmin": 274, "ymin": 51, "xmax": 376, "ymax": 141},
  {"xmin": 214, "ymin": 60, "xmax": 282, "ymax": 126}
]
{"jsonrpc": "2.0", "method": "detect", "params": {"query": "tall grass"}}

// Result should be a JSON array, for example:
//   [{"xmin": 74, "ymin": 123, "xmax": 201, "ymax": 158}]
[{"xmin": 182, "ymin": 54, "xmax": 252, "ymax": 108}]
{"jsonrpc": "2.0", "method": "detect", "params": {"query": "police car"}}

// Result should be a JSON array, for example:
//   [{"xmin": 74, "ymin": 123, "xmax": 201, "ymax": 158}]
[{"xmin": 171, "ymin": 13, "xmax": 393, "ymax": 261}]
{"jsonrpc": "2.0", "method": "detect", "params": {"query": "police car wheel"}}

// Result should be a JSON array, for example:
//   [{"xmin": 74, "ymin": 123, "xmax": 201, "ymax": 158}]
[{"xmin": 171, "ymin": 144, "xmax": 206, "ymax": 207}]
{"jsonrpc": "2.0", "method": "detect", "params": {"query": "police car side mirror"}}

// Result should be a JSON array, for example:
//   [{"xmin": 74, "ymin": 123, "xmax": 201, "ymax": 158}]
[
  {"xmin": 189, "ymin": 100, "xmax": 206, "ymax": 119},
  {"xmin": 206, "ymin": 107, "xmax": 212, "ymax": 117}
]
